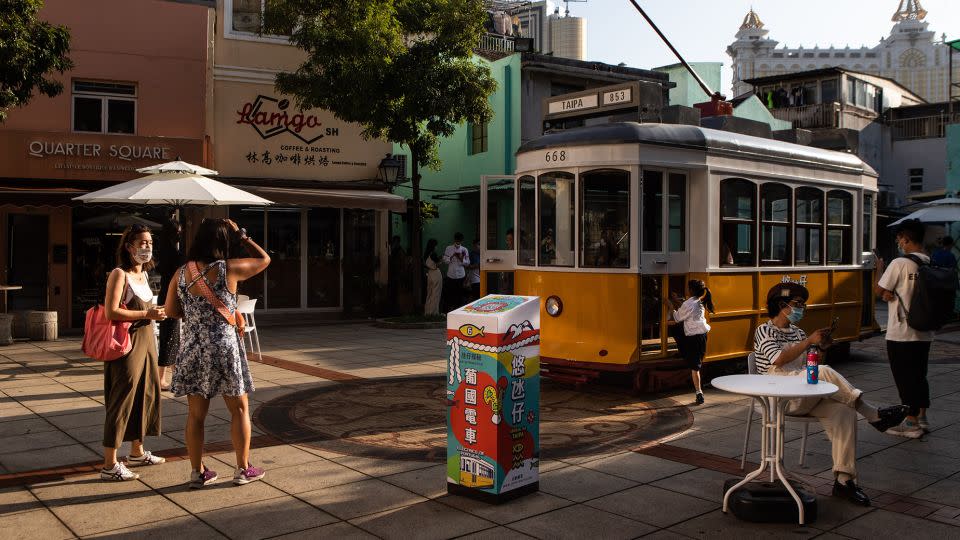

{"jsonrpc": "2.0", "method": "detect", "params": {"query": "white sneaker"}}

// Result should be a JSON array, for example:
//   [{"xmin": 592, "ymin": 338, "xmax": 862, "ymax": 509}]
[
  {"xmin": 886, "ymin": 419, "xmax": 923, "ymax": 439},
  {"xmin": 101, "ymin": 461, "xmax": 139, "ymax": 481},
  {"xmin": 127, "ymin": 450, "xmax": 166, "ymax": 466}
]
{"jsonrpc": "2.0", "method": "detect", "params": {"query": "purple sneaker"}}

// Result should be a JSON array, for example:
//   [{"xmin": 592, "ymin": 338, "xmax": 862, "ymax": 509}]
[
  {"xmin": 189, "ymin": 467, "xmax": 218, "ymax": 489},
  {"xmin": 233, "ymin": 465, "xmax": 265, "ymax": 485}
]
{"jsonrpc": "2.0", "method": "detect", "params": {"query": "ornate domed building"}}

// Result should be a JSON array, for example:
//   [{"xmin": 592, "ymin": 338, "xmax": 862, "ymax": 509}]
[{"xmin": 728, "ymin": 1, "xmax": 957, "ymax": 102}]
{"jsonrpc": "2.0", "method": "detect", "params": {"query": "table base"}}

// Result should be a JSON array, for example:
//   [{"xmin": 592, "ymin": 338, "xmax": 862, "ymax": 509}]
[{"xmin": 723, "ymin": 396, "xmax": 809, "ymax": 525}]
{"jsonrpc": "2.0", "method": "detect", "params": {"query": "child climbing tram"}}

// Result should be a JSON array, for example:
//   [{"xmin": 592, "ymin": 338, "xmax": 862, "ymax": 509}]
[{"xmin": 669, "ymin": 279, "xmax": 715, "ymax": 405}]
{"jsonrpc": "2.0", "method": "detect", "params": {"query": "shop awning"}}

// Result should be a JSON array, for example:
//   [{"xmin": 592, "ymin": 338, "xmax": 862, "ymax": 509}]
[{"xmin": 243, "ymin": 186, "xmax": 407, "ymax": 212}]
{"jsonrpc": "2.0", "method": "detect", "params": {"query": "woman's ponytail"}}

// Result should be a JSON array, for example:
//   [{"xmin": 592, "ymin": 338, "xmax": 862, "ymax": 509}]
[
  {"xmin": 689, "ymin": 279, "xmax": 715, "ymax": 314},
  {"xmin": 702, "ymin": 287, "xmax": 716, "ymax": 314}
]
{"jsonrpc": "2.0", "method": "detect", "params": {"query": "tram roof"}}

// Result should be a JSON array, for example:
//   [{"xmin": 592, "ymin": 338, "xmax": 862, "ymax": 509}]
[{"xmin": 518, "ymin": 122, "xmax": 877, "ymax": 177}]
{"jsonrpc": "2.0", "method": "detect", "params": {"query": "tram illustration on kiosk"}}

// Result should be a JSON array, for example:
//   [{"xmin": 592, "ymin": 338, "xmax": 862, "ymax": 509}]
[{"xmin": 481, "ymin": 113, "xmax": 878, "ymax": 391}]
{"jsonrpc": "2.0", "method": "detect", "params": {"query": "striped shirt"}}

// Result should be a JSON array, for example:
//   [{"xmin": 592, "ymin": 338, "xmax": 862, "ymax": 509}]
[{"xmin": 753, "ymin": 320, "xmax": 807, "ymax": 374}]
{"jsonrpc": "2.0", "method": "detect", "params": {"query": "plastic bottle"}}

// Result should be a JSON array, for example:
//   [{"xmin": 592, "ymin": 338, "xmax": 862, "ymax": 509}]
[{"xmin": 806, "ymin": 347, "xmax": 820, "ymax": 384}]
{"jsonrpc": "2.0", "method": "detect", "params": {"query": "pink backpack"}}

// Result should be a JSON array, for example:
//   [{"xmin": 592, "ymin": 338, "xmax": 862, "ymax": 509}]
[{"xmin": 81, "ymin": 304, "xmax": 132, "ymax": 362}]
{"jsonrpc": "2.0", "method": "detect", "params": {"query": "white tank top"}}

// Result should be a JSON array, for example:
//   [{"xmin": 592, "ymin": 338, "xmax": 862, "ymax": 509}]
[{"xmin": 123, "ymin": 270, "xmax": 154, "ymax": 304}]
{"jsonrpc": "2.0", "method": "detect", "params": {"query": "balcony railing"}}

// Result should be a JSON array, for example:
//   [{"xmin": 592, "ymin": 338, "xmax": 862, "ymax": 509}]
[
  {"xmin": 478, "ymin": 33, "xmax": 515, "ymax": 53},
  {"xmin": 768, "ymin": 102, "xmax": 842, "ymax": 129},
  {"xmin": 888, "ymin": 114, "xmax": 960, "ymax": 141}
]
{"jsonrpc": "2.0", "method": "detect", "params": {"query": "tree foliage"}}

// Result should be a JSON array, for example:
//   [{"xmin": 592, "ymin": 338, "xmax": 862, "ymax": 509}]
[
  {"xmin": 0, "ymin": 0, "xmax": 72, "ymax": 122},
  {"xmin": 266, "ymin": 0, "xmax": 497, "ymax": 169}
]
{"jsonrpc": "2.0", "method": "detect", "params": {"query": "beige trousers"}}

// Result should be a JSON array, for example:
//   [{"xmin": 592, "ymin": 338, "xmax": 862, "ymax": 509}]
[{"xmin": 768, "ymin": 365, "xmax": 861, "ymax": 479}]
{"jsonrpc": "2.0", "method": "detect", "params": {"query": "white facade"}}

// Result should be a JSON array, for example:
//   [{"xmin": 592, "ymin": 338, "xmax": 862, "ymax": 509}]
[{"xmin": 728, "ymin": 1, "xmax": 958, "ymax": 102}]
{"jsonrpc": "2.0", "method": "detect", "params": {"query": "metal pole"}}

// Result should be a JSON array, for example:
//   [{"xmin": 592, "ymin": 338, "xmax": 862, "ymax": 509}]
[{"xmin": 626, "ymin": 0, "xmax": 718, "ymax": 99}]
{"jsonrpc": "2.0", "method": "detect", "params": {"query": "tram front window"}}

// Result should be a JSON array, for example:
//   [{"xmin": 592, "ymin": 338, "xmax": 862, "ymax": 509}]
[
  {"xmin": 720, "ymin": 178, "xmax": 757, "ymax": 266},
  {"xmin": 581, "ymin": 169, "xmax": 630, "ymax": 268},
  {"xmin": 761, "ymin": 183, "xmax": 791, "ymax": 265},
  {"xmin": 827, "ymin": 190, "xmax": 853, "ymax": 264},
  {"xmin": 538, "ymin": 172, "xmax": 575, "ymax": 266}
]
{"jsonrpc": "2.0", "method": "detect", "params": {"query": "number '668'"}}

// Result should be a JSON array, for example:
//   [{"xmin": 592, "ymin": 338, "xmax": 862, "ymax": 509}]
[{"xmin": 545, "ymin": 150, "xmax": 566, "ymax": 162}]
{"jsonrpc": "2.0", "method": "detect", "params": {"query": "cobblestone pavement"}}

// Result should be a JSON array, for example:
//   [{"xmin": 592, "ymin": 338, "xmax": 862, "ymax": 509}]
[{"xmin": 1, "ymin": 326, "xmax": 959, "ymax": 539}]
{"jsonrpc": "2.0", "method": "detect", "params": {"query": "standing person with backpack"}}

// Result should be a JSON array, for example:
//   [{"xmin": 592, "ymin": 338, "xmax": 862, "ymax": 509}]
[
  {"xmin": 163, "ymin": 218, "xmax": 270, "ymax": 488},
  {"xmin": 876, "ymin": 219, "xmax": 956, "ymax": 437}
]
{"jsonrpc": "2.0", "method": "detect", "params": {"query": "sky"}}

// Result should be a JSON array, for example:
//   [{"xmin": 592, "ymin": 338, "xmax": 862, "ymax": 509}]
[{"xmin": 555, "ymin": 0, "xmax": 960, "ymax": 97}]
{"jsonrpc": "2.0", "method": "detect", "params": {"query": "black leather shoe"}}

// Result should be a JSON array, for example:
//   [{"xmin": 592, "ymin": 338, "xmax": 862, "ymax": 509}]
[
  {"xmin": 870, "ymin": 405, "xmax": 909, "ymax": 433},
  {"xmin": 833, "ymin": 480, "xmax": 871, "ymax": 506}
]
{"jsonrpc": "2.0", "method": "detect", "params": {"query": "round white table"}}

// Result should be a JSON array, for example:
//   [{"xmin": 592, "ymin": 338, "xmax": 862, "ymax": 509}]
[{"xmin": 712, "ymin": 374, "xmax": 838, "ymax": 525}]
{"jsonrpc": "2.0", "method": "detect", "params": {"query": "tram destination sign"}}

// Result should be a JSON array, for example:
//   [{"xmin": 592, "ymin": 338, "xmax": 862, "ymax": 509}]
[{"xmin": 543, "ymin": 82, "xmax": 641, "ymax": 123}]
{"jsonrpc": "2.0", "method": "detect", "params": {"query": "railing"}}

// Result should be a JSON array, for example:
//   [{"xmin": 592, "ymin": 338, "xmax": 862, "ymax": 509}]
[
  {"xmin": 888, "ymin": 114, "xmax": 960, "ymax": 141},
  {"xmin": 478, "ymin": 33, "xmax": 515, "ymax": 53},
  {"xmin": 768, "ymin": 102, "xmax": 842, "ymax": 129}
]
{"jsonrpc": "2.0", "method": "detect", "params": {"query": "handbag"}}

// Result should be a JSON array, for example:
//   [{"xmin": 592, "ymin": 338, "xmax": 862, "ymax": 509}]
[
  {"xmin": 186, "ymin": 262, "xmax": 246, "ymax": 337},
  {"xmin": 81, "ymin": 303, "xmax": 133, "ymax": 362}
]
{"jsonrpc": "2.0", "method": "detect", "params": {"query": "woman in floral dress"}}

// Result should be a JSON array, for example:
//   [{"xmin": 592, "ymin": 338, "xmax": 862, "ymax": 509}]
[{"xmin": 163, "ymin": 218, "xmax": 270, "ymax": 488}]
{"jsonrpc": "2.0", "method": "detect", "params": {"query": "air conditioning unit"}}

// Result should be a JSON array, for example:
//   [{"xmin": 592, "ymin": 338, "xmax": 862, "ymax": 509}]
[{"xmin": 878, "ymin": 190, "xmax": 899, "ymax": 209}]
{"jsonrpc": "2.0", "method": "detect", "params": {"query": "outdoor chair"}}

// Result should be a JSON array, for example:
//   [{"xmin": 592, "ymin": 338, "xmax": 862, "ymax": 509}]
[
  {"xmin": 236, "ymin": 298, "xmax": 262, "ymax": 361},
  {"xmin": 740, "ymin": 352, "xmax": 817, "ymax": 469}
]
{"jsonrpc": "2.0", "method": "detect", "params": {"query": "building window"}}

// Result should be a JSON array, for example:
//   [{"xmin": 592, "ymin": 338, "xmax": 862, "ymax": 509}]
[
  {"xmin": 760, "ymin": 183, "xmax": 791, "ymax": 265},
  {"xmin": 580, "ymin": 169, "xmax": 630, "ymax": 268},
  {"xmin": 827, "ymin": 190, "xmax": 853, "ymax": 264},
  {"xmin": 469, "ymin": 122, "xmax": 488, "ymax": 155},
  {"xmin": 862, "ymin": 193, "xmax": 874, "ymax": 253},
  {"xmin": 72, "ymin": 81, "xmax": 136, "ymax": 134},
  {"xmin": 795, "ymin": 187, "xmax": 823, "ymax": 265},
  {"xmin": 909, "ymin": 168, "xmax": 924, "ymax": 191},
  {"xmin": 720, "ymin": 178, "xmax": 756, "ymax": 267},
  {"xmin": 230, "ymin": 0, "xmax": 293, "ymax": 36},
  {"xmin": 537, "ymin": 172, "xmax": 575, "ymax": 267}
]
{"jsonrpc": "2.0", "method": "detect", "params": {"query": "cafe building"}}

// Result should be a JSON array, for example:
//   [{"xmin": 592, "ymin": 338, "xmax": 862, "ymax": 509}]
[
  {"xmin": 0, "ymin": 0, "xmax": 211, "ymax": 330},
  {"xmin": 210, "ymin": 0, "xmax": 403, "ymax": 315}
]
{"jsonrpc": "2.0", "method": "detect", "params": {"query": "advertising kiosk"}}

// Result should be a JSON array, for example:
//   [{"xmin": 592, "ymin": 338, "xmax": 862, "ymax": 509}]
[{"xmin": 445, "ymin": 295, "xmax": 540, "ymax": 503}]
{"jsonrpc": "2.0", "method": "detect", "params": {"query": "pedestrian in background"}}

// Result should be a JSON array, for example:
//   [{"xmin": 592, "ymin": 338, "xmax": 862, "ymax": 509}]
[
  {"xmin": 101, "ymin": 224, "xmax": 167, "ymax": 481},
  {"xmin": 423, "ymin": 238, "xmax": 442, "ymax": 315},
  {"xmin": 932, "ymin": 235, "xmax": 957, "ymax": 269},
  {"xmin": 669, "ymin": 279, "xmax": 714, "ymax": 405},
  {"xmin": 164, "ymin": 218, "xmax": 270, "ymax": 488},
  {"xmin": 467, "ymin": 238, "xmax": 481, "ymax": 301},
  {"xmin": 442, "ymin": 232, "xmax": 469, "ymax": 312},
  {"xmin": 387, "ymin": 235, "xmax": 405, "ymax": 315},
  {"xmin": 876, "ymin": 219, "xmax": 935, "ymax": 437},
  {"xmin": 156, "ymin": 211, "xmax": 183, "ymax": 391}
]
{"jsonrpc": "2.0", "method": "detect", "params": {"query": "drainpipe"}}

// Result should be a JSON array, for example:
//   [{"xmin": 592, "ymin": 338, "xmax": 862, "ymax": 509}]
[{"xmin": 503, "ymin": 62, "xmax": 513, "ymax": 175}]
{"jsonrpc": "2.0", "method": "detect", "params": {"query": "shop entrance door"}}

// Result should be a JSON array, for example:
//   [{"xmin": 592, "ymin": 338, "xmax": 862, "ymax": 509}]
[{"xmin": 7, "ymin": 214, "xmax": 50, "ymax": 310}]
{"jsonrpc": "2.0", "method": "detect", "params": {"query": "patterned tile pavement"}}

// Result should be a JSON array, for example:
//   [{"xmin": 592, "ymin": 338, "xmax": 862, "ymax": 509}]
[{"xmin": 1, "ymin": 323, "xmax": 959, "ymax": 539}]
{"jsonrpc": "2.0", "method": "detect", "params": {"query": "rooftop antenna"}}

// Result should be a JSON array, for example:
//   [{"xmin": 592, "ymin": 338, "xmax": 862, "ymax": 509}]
[
  {"xmin": 562, "ymin": 0, "xmax": 587, "ymax": 17},
  {"xmin": 626, "ymin": 0, "xmax": 721, "ymax": 100}
]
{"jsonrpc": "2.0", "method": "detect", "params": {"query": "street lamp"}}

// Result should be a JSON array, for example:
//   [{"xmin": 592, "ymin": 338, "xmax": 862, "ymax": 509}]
[{"xmin": 378, "ymin": 154, "xmax": 403, "ymax": 186}]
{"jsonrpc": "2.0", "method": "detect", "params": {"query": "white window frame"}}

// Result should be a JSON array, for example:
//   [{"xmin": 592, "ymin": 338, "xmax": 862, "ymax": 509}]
[
  {"xmin": 71, "ymin": 81, "xmax": 137, "ymax": 135},
  {"xmin": 223, "ymin": 0, "xmax": 292, "ymax": 44}
]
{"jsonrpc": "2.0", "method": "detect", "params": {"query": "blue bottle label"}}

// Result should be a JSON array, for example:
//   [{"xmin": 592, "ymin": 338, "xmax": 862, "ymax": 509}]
[{"xmin": 806, "ymin": 364, "xmax": 819, "ymax": 384}]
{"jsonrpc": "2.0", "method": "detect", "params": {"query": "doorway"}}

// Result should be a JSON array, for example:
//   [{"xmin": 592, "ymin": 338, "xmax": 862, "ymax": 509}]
[{"xmin": 7, "ymin": 214, "xmax": 50, "ymax": 311}]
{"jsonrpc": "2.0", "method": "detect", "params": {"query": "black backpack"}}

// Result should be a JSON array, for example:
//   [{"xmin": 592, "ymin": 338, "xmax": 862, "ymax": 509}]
[{"xmin": 896, "ymin": 254, "xmax": 958, "ymax": 331}]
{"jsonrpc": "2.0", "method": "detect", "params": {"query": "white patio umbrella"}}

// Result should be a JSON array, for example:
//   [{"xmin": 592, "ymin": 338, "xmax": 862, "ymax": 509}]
[
  {"xmin": 889, "ymin": 197, "xmax": 960, "ymax": 227},
  {"xmin": 73, "ymin": 160, "xmax": 271, "ymax": 206}
]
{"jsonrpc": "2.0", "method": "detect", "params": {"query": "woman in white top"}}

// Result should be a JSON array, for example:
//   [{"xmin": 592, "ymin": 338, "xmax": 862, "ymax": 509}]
[
  {"xmin": 101, "ymin": 224, "xmax": 168, "ymax": 481},
  {"xmin": 669, "ymin": 279, "xmax": 715, "ymax": 405}
]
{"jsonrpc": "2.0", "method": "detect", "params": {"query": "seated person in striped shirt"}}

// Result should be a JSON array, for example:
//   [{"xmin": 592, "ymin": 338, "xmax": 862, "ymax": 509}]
[{"xmin": 753, "ymin": 282, "xmax": 908, "ymax": 507}]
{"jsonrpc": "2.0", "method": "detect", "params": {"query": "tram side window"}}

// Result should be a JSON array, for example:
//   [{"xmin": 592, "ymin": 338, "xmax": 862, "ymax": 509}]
[
  {"xmin": 517, "ymin": 176, "xmax": 536, "ymax": 265},
  {"xmin": 862, "ymin": 193, "xmax": 874, "ymax": 252},
  {"xmin": 760, "ymin": 183, "xmax": 791, "ymax": 265},
  {"xmin": 668, "ymin": 173, "xmax": 686, "ymax": 252},
  {"xmin": 538, "ymin": 172, "xmax": 575, "ymax": 267},
  {"xmin": 720, "ymin": 178, "xmax": 756, "ymax": 266},
  {"xmin": 796, "ymin": 187, "xmax": 823, "ymax": 265},
  {"xmin": 581, "ymin": 169, "xmax": 630, "ymax": 268},
  {"xmin": 827, "ymin": 190, "xmax": 853, "ymax": 264}
]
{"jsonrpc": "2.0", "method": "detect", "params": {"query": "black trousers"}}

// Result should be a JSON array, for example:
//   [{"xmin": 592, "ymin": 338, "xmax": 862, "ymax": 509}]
[{"xmin": 886, "ymin": 340, "xmax": 932, "ymax": 416}]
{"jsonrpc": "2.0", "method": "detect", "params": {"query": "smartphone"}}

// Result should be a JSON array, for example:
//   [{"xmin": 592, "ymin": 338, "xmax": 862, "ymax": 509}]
[{"xmin": 829, "ymin": 317, "xmax": 840, "ymax": 333}]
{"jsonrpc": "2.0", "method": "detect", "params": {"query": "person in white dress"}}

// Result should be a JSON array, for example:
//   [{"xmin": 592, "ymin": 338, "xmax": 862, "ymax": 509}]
[{"xmin": 423, "ymin": 239, "xmax": 442, "ymax": 315}]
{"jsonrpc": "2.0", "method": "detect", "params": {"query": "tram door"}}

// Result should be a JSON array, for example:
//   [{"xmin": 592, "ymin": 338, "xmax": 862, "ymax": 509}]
[{"xmin": 480, "ymin": 175, "xmax": 516, "ymax": 295}]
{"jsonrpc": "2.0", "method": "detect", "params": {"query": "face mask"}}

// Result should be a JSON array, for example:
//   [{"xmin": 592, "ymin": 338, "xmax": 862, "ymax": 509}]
[
  {"xmin": 134, "ymin": 248, "xmax": 152, "ymax": 264},
  {"xmin": 786, "ymin": 306, "xmax": 805, "ymax": 324},
  {"xmin": 897, "ymin": 242, "xmax": 905, "ymax": 255}
]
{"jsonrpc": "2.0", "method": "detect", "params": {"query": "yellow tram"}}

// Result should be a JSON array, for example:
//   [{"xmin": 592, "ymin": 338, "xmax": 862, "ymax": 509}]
[{"xmin": 479, "ymin": 122, "xmax": 879, "ymax": 389}]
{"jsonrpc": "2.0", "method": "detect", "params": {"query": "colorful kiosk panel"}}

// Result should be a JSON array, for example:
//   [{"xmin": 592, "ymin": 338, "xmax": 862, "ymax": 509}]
[{"xmin": 446, "ymin": 295, "xmax": 540, "ymax": 503}]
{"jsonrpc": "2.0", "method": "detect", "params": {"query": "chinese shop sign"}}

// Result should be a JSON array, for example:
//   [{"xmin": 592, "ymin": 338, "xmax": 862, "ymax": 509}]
[
  {"xmin": 215, "ymin": 84, "xmax": 390, "ymax": 181},
  {"xmin": 446, "ymin": 295, "xmax": 541, "ymax": 502}
]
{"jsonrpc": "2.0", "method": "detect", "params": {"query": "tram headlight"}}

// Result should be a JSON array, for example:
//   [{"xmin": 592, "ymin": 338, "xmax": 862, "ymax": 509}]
[{"xmin": 545, "ymin": 295, "xmax": 563, "ymax": 317}]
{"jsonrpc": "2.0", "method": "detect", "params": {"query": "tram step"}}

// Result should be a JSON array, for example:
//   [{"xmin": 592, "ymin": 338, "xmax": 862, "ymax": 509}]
[{"xmin": 541, "ymin": 366, "xmax": 601, "ymax": 386}]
